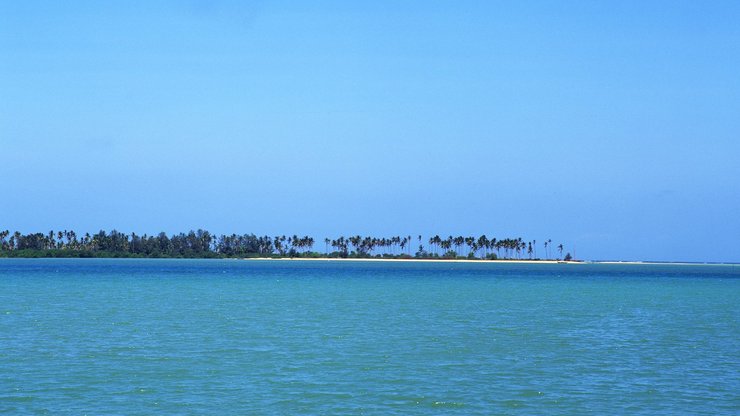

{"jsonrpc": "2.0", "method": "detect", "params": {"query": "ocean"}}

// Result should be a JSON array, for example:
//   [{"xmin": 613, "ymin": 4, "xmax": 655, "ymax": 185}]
[{"xmin": 1, "ymin": 259, "xmax": 738, "ymax": 415}]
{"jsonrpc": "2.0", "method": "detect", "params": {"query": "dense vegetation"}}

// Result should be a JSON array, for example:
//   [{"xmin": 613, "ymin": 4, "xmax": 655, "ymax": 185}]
[{"xmin": 0, "ymin": 230, "xmax": 572, "ymax": 260}]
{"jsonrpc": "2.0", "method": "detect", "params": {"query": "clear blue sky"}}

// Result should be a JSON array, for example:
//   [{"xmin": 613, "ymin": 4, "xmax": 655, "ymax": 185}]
[{"xmin": 1, "ymin": 1, "xmax": 739, "ymax": 262}]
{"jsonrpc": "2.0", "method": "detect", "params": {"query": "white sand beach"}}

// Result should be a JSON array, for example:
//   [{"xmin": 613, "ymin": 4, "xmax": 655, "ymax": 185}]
[{"xmin": 243, "ymin": 257, "xmax": 583, "ymax": 264}]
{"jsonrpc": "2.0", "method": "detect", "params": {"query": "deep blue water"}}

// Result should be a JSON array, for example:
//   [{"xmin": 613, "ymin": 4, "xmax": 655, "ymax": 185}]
[{"xmin": 1, "ymin": 259, "xmax": 738, "ymax": 415}]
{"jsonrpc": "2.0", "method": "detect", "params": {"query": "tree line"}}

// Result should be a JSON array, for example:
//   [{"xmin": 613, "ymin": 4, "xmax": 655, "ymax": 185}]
[{"xmin": 0, "ymin": 229, "xmax": 572, "ymax": 260}]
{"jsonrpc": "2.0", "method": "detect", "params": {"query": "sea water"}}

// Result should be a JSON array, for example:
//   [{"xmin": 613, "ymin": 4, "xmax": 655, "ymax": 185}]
[{"xmin": 0, "ymin": 259, "xmax": 738, "ymax": 415}]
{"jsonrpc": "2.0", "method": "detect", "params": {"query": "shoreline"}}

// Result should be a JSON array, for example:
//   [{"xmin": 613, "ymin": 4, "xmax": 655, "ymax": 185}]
[
  {"xmin": 242, "ymin": 258, "xmax": 739, "ymax": 266},
  {"xmin": 244, "ymin": 257, "xmax": 582, "ymax": 264},
  {"xmin": 0, "ymin": 256, "xmax": 735, "ymax": 266}
]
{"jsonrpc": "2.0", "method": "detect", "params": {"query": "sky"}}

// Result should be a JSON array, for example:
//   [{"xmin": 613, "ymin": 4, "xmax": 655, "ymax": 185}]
[{"xmin": 1, "ymin": 1, "xmax": 739, "ymax": 262}]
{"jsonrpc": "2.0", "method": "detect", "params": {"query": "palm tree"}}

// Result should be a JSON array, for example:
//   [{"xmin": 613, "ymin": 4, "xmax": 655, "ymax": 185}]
[
  {"xmin": 291, "ymin": 235, "xmax": 299, "ymax": 254},
  {"xmin": 440, "ymin": 238, "xmax": 452, "ymax": 255},
  {"xmin": 46, "ymin": 230, "xmax": 55, "ymax": 250},
  {"xmin": 557, "ymin": 243, "xmax": 564, "ymax": 259},
  {"xmin": 67, "ymin": 230, "xmax": 77, "ymax": 249},
  {"xmin": 429, "ymin": 235, "xmax": 440, "ymax": 255},
  {"xmin": 453, "ymin": 236, "xmax": 463, "ymax": 256},
  {"xmin": 477, "ymin": 235, "xmax": 489, "ymax": 258},
  {"xmin": 13, "ymin": 231, "xmax": 21, "ymax": 250},
  {"xmin": 465, "ymin": 236, "xmax": 476, "ymax": 257},
  {"xmin": 0, "ymin": 230, "xmax": 8, "ymax": 251}
]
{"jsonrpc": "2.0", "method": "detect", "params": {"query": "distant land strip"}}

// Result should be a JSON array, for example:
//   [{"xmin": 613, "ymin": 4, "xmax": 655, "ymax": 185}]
[{"xmin": 0, "ymin": 229, "xmax": 572, "ymax": 261}]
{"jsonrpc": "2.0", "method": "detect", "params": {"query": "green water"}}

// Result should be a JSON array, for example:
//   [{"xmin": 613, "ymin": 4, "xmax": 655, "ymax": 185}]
[{"xmin": 1, "ymin": 259, "xmax": 738, "ymax": 414}]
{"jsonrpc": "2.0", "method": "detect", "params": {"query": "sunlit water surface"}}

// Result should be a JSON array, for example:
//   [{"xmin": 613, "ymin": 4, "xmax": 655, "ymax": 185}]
[{"xmin": 1, "ymin": 259, "xmax": 738, "ymax": 415}]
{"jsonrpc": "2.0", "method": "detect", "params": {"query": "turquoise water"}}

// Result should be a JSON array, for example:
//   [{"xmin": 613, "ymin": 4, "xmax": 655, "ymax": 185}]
[{"xmin": 1, "ymin": 259, "xmax": 738, "ymax": 415}]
